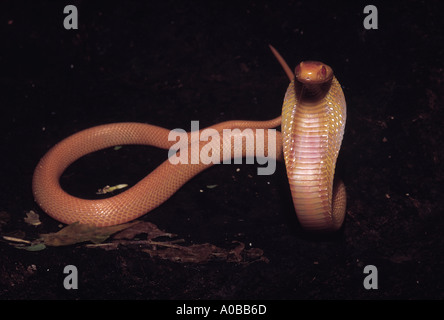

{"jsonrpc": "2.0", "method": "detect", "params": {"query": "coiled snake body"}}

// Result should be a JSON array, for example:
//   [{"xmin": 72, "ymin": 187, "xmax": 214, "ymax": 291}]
[{"xmin": 32, "ymin": 47, "xmax": 347, "ymax": 232}]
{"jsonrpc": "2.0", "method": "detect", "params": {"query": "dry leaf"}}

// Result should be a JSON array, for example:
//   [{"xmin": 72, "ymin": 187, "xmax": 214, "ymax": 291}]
[
  {"xmin": 96, "ymin": 184, "xmax": 128, "ymax": 195},
  {"xmin": 113, "ymin": 221, "xmax": 176, "ymax": 240},
  {"xmin": 143, "ymin": 243, "xmax": 217, "ymax": 263},
  {"xmin": 3, "ymin": 235, "xmax": 31, "ymax": 244},
  {"xmin": 3, "ymin": 235, "xmax": 46, "ymax": 251},
  {"xmin": 15, "ymin": 243, "xmax": 47, "ymax": 251},
  {"xmin": 24, "ymin": 210, "xmax": 41, "ymax": 226},
  {"xmin": 90, "ymin": 220, "xmax": 268, "ymax": 264},
  {"xmin": 143, "ymin": 241, "xmax": 268, "ymax": 264},
  {"xmin": 41, "ymin": 221, "xmax": 139, "ymax": 246}
]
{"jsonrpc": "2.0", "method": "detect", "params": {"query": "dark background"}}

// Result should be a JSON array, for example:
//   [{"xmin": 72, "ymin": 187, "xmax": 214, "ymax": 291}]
[{"xmin": 1, "ymin": 0, "xmax": 443, "ymax": 299}]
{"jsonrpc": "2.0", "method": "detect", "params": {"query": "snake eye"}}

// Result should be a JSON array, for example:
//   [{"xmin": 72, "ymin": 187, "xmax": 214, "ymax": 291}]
[
  {"xmin": 294, "ymin": 64, "xmax": 302, "ymax": 79},
  {"xmin": 321, "ymin": 66, "xmax": 327, "ymax": 78}
]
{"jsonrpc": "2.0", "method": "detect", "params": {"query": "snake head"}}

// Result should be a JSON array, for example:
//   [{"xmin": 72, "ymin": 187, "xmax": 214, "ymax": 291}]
[{"xmin": 295, "ymin": 61, "xmax": 333, "ymax": 84}]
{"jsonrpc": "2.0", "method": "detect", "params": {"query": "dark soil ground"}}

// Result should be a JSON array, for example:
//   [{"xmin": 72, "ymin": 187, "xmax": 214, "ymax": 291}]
[{"xmin": 1, "ymin": 0, "xmax": 443, "ymax": 302}]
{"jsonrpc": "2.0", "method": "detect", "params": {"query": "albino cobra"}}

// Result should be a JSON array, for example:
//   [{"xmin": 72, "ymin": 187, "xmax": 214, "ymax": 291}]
[{"xmin": 32, "ymin": 46, "xmax": 347, "ymax": 232}]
